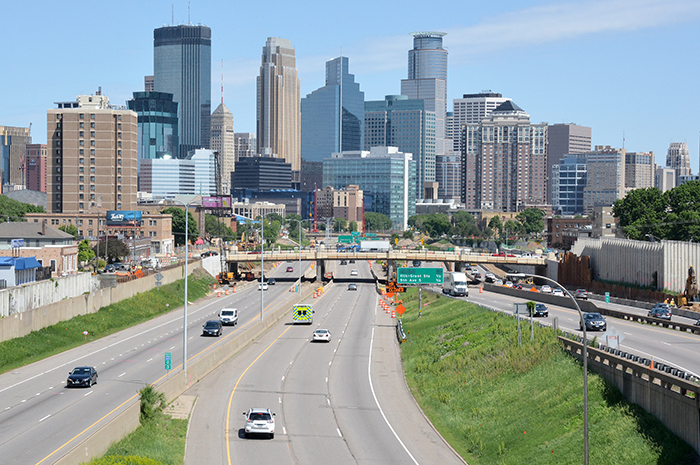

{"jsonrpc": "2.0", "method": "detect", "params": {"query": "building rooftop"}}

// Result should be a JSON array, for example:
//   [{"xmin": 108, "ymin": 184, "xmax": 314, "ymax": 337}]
[
  {"xmin": 0, "ymin": 222, "xmax": 74, "ymax": 240},
  {"xmin": 493, "ymin": 101, "xmax": 524, "ymax": 113}
]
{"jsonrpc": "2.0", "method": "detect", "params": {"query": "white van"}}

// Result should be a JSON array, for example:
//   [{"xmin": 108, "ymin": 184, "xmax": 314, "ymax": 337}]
[{"xmin": 219, "ymin": 308, "xmax": 238, "ymax": 326}]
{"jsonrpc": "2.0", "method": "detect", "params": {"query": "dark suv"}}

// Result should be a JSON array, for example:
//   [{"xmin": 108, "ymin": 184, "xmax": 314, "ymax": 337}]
[
  {"xmin": 648, "ymin": 305, "xmax": 672, "ymax": 320},
  {"xmin": 202, "ymin": 320, "xmax": 223, "ymax": 337},
  {"xmin": 532, "ymin": 303, "xmax": 549, "ymax": 317},
  {"xmin": 580, "ymin": 312, "xmax": 607, "ymax": 332}
]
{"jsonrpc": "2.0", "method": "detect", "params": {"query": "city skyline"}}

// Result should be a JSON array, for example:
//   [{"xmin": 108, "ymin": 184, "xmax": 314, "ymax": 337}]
[{"xmin": 2, "ymin": 0, "xmax": 699, "ymax": 170}]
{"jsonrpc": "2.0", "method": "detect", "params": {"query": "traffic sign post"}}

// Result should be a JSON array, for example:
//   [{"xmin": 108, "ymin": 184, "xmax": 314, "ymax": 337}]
[
  {"xmin": 397, "ymin": 267, "xmax": 443, "ymax": 285},
  {"xmin": 165, "ymin": 352, "xmax": 172, "ymax": 371},
  {"xmin": 605, "ymin": 292, "xmax": 610, "ymax": 303}
]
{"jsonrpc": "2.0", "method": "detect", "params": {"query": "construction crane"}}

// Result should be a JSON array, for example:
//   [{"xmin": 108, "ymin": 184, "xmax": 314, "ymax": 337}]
[{"xmin": 213, "ymin": 151, "xmax": 234, "ymax": 285}]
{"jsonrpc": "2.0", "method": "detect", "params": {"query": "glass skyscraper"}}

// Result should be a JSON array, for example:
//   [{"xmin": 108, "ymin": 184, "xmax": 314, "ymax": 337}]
[
  {"xmin": 301, "ymin": 57, "xmax": 364, "ymax": 162},
  {"xmin": 552, "ymin": 154, "xmax": 587, "ymax": 215},
  {"xmin": 153, "ymin": 25, "xmax": 211, "ymax": 157},
  {"xmin": 128, "ymin": 91, "xmax": 179, "ymax": 160},
  {"xmin": 364, "ymin": 95, "xmax": 435, "ymax": 199}
]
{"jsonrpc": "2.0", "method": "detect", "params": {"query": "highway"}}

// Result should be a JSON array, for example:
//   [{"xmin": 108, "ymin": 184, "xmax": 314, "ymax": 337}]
[
  {"xmin": 184, "ymin": 259, "xmax": 464, "ymax": 464},
  {"xmin": 0, "ymin": 261, "xmax": 308, "ymax": 465}
]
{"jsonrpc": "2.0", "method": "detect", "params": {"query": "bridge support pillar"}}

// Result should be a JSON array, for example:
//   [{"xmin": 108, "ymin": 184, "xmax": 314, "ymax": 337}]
[
  {"xmin": 456, "ymin": 261, "xmax": 465, "ymax": 272},
  {"xmin": 387, "ymin": 259, "xmax": 394, "ymax": 281},
  {"xmin": 443, "ymin": 261, "xmax": 452, "ymax": 272},
  {"xmin": 316, "ymin": 259, "xmax": 325, "ymax": 282}
]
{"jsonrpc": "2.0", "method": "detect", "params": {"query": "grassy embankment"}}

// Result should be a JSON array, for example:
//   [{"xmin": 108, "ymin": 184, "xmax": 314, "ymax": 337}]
[
  {"xmin": 398, "ymin": 288, "xmax": 696, "ymax": 465},
  {"xmin": 0, "ymin": 268, "xmax": 215, "ymax": 374}
]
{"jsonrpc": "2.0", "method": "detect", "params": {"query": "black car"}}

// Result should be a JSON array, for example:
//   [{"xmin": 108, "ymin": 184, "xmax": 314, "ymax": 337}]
[
  {"xmin": 348, "ymin": 283, "xmax": 357, "ymax": 291},
  {"xmin": 580, "ymin": 312, "xmax": 607, "ymax": 332},
  {"xmin": 202, "ymin": 320, "xmax": 223, "ymax": 337},
  {"xmin": 201, "ymin": 251, "xmax": 218, "ymax": 258},
  {"xmin": 648, "ymin": 306, "xmax": 672, "ymax": 320},
  {"xmin": 412, "ymin": 260, "xmax": 421, "ymax": 267},
  {"xmin": 532, "ymin": 303, "xmax": 548, "ymax": 317},
  {"xmin": 340, "ymin": 260, "xmax": 348, "ymax": 265},
  {"xmin": 67, "ymin": 366, "xmax": 98, "ymax": 388},
  {"xmin": 349, "ymin": 259, "xmax": 355, "ymax": 264},
  {"xmin": 104, "ymin": 264, "xmax": 116, "ymax": 273},
  {"xmin": 267, "ymin": 278, "xmax": 276, "ymax": 285}
]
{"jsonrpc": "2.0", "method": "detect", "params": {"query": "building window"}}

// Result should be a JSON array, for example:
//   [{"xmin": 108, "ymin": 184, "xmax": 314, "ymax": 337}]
[
  {"xmin": 118, "ymin": 159, "xmax": 121, "ymax": 165},
  {"xmin": 91, "ymin": 149, "xmax": 95, "ymax": 155},
  {"xmin": 91, "ymin": 140, "xmax": 95, "ymax": 147},
  {"xmin": 91, "ymin": 194, "xmax": 95, "ymax": 200},
  {"xmin": 117, "ymin": 185, "xmax": 121, "ymax": 191},
  {"xmin": 91, "ymin": 122, "xmax": 95, "ymax": 128},
  {"xmin": 79, "ymin": 113, "xmax": 84, "ymax": 119},
  {"xmin": 90, "ymin": 167, "xmax": 95, "ymax": 173},
  {"xmin": 117, "ymin": 141, "xmax": 121, "ymax": 148},
  {"xmin": 80, "ymin": 122, "xmax": 84, "ymax": 128},
  {"xmin": 80, "ymin": 185, "xmax": 84, "ymax": 191},
  {"xmin": 90, "ymin": 114, "xmax": 95, "ymax": 120},
  {"xmin": 79, "ymin": 167, "xmax": 84, "ymax": 173},
  {"xmin": 80, "ymin": 194, "xmax": 84, "ymax": 200},
  {"xmin": 80, "ymin": 176, "xmax": 84, "ymax": 182},
  {"xmin": 117, "ymin": 176, "xmax": 121, "ymax": 183},
  {"xmin": 117, "ymin": 115, "xmax": 122, "ymax": 121},
  {"xmin": 118, "ymin": 123, "xmax": 122, "ymax": 129},
  {"xmin": 90, "ymin": 185, "xmax": 95, "ymax": 191},
  {"xmin": 80, "ymin": 140, "xmax": 84, "ymax": 146},
  {"xmin": 80, "ymin": 131, "xmax": 84, "ymax": 137},
  {"xmin": 91, "ymin": 158, "xmax": 95, "ymax": 164},
  {"xmin": 118, "ymin": 132, "xmax": 121, "ymax": 138},
  {"xmin": 89, "ymin": 220, "xmax": 93, "ymax": 226},
  {"xmin": 149, "ymin": 231, "xmax": 157, "ymax": 237},
  {"xmin": 118, "ymin": 150, "xmax": 122, "ymax": 156},
  {"xmin": 90, "ymin": 176, "xmax": 95, "ymax": 182},
  {"xmin": 118, "ymin": 194, "xmax": 121, "ymax": 200},
  {"xmin": 117, "ymin": 203, "xmax": 121, "ymax": 209},
  {"xmin": 91, "ymin": 131, "xmax": 95, "ymax": 138},
  {"xmin": 118, "ymin": 168, "xmax": 121, "ymax": 174},
  {"xmin": 80, "ymin": 149, "xmax": 84, "ymax": 155}
]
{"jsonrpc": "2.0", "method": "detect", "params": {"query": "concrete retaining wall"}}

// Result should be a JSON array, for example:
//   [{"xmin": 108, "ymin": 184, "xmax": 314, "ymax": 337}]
[
  {"xmin": 200, "ymin": 255, "xmax": 221, "ymax": 278},
  {"xmin": 0, "ymin": 272, "xmax": 95, "ymax": 317},
  {"xmin": 483, "ymin": 283, "xmax": 600, "ymax": 312},
  {"xmin": 571, "ymin": 238, "xmax": 700, "ymax": 293},
  {"xmin": 0, "ymin": 263, "xmax": 196, "ymax": 343}
]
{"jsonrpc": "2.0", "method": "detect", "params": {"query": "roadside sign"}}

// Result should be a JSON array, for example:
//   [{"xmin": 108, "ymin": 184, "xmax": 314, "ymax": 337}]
[
  {"xmin": 351, "ymin": 231, "xmax": 361, "ymax": 236},
  {"xmin": 155, "ymin": 272, "xmax": 164, "ymax": 287},
  {"xmin": 11, "ymin": 239, "xmax": 24, "ymax": 248},
  {"xmin": 165, "ymin": 352, "xmax": 172, "ymax": 370},
  {"xmin": 396, "ymin": 304, "xmax": 406, "ymax": 316},
  {"xmin": 602, "ymin": 326, "xmax": 624, "ymax": 349},
  {"xmin": 605, "ymin": 292, "xmax": 610, "ymax": 303},
  {"xmin": 366, "ymin": 233, "xmax": 377, "ymax": 237},
  {"xmin": 338, "ymin": 235, "xmax": 353, "ymax": 244},
  {"xmin": 397, "ymin": 267, "xmax": 443, "ymax": 285}
]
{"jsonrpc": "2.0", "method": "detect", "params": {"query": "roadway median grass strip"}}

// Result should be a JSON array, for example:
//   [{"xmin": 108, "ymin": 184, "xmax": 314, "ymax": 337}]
[
  {"xmin": 0, "ymin": 269, "xmax": 215, "ymax": 375},
  {"xmin": 398, "ymin": 288, "xmax": 696, "ymax": 465}
]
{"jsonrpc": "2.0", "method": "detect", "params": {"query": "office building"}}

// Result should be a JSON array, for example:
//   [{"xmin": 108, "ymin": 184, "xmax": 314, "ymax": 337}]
[
  {"xmin": 47, "ymin": 92, "xmax": 138, "ymax": 214},
  {"xmin": 583, "ymin": 146, "xmax": 626, "ymax": 213},
  {"xmin": 300, "ymin": 159, "xmax": 323, "ymax": 192},
  {"xmin": 0, "ymin": 126, "xmax": 31, "ymax": 187},
  {"xmin": 127, "ymin": 91, "xmax": 179, "ymax": 176},
  {"xmin": 552, "ymin": 154, "xmax": 587, "ymax": 215},
  {"xmin": 625, "ymin": 151, "xmax": 654, "ymax": 190},
  {"xmin": 25, "ymin": 144, "xmax": 47, "ymax": 193},
  {"xmin": 144, "ymin": 76, "xmax": 154, "ymax": 92},
  {"xmin": 256, "ymin": 37, "xmax": 301, "ymax": 175},
  {"xmin": 461, "ymin": 101, "xmax": 548, "ymax": 211},
  {"xmin": 234, "ymin": 133, "xmax": 256, "ymax": 161},
  {"xmin": 365, "ymin": 95, "xmax": 435, "ymax": 199},
  {"xmin": 435, "ymin": 154, "xmax": 460, "ymax": 200},
  {"xmin": 323, "ymin": 146, "xmax": 416, "ymax": 230},
  {"xmin": 139, "ymin": 148, "xmax": 215, "ymax": 196},
  {"xmin": 233, "ymin": 156, "xmax": 292, "ymax": 191},
  {"xmin": 154, "ymin": 24, "xmax": 211, "ymax": 156},
  {"xmin": 314, "ymin": 185, "xmax": 364, "ymax": 228},
  {"xmin": 401, "ymin": 32, "xmax": 448, "ymax": 156},
  {"xmin": 452, "ymin": 92, "xmax": 511, "ymax": 152},
  {"xmin": 210, "ymin": 102, "xmax": 235, "ymax": 194},
  {"xmin": 301, "ymin": 56, "xmax": 364, "ymax": 163},
  {"xmin": 666, "ymin": 142, "xmax": 691, "ymax": 184},
  {"xmin": 655, "ymin": 165, "xmax": 676, "ymax": 192},
  {"xmin": 547, "ymin": 124, "xmax": 592, "ymax": 203}
]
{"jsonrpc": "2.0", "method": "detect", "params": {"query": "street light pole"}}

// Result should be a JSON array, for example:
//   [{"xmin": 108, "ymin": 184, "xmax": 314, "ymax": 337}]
[
  {"xmin": 508, "ymin": 272, "xmax": 588, "ymax": 464},
  {"xmin": 260, "ymin": 213, "xmax": 264, "ymax": 323}
]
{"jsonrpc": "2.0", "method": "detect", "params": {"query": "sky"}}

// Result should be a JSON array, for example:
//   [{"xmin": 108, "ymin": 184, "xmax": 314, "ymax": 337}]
[{"xmin": 2, "ymin": 0, "xmax": 700, "ymax": 169}]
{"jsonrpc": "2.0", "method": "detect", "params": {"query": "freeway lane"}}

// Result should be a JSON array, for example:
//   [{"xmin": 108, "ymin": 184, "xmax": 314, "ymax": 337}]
[
  {"xmin": 185, "ymin": 260, "xmax": 464, "ymax": 465},
  {"xmin": 0, "ymin": 262, "xmax": 309, "ymax": 465}
]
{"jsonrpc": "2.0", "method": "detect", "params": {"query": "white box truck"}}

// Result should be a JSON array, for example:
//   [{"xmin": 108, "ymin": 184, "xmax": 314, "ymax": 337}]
[
  {"xmin": 360, "ymin": 240, "xmax": 391, "ymax": 252},
  {"xmin": 442, "ymin": 271, "xmax": 469, "ymax": 297}
]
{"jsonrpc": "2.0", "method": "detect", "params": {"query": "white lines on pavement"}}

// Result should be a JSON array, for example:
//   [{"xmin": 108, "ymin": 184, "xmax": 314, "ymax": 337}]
[
  {"xmin": 328, "ymin": 361, "xmax": 332, "ymax": 366},
  {"xmin": 35, "ymin": 392, "xmax": 40, "ymax": 396},
  {"xmin": 290, "ymin": 361, "xmax": 293, "ymax": 365},
  {"xmin": 147, "ymin": 358, "xmax": 153, "ymax": 363},
  {"xmin": 189, "ymin": 336, "xmax": 194, "ymax": 340},
  {"xmin": 624, "ymin": 332, "xmax": 632, "ymax": 335},
  {"xmin": 21, "ymin": 399, "xmax": 26, "ymax": 403},
  {"xmin": 49, "ymin": 386, "xmax": 53, "ymax": 390},
  {"xmin": 663, "ymin": 341, "xmax": 671, "ymax": 345},
  {"xmin": 4, "ymin": 407, "xmax": 9, "ymax": 410},
  {"xmin": 84, "ymin": 391, "xmax": 93, "ymax": 397},
  {"xmin": 325, "ymin": 377, "xmax": 328, "ymax": 383},
  {"xmin": 281, "ymin": 376, "xmax": 285, "ymax": 381},
  {"xmin": 39, "ymin": 414, "xmax": 51, "ymax": 422},
  {"xmin": 279, "ymin": 397, "xmax": 282, "ymax": 404},
  {"xmin": 337, "ymin": 428, "xmax": 342, "ymax": 437},
  {"xmin": 111, "ymin": 358, "xmax": 115, "ymax": 361},
  {"xmin": 283, "ymin": 426, "xmax": 287, "ymax": 435},
  {"xmin": 170, "ymin": 346, "xmax": 176, "ymax": 350},
  {"xmin": 326, "ymin": 398, "xmax": 330, "ymax": 406},
  {"xmin": 119, "ymin": 354, "xmax": 123, "ymax": 357},
  {"xmin": 102, "ymin": 362, "xmax": 106, "ymax": 365},
  {"xmin": 118, "ymin": 372, "xmax": 126, "ymax": 378}
]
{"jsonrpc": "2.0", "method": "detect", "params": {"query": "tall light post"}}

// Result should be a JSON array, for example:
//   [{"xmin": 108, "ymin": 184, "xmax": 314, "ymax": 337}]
[
  {"xmin": 508, "ymin": 272, "xmax": 588, "ymax": 464},
  {"xmin": 286, "ymin": 220, "xmax": 303, "ymax": 295}
]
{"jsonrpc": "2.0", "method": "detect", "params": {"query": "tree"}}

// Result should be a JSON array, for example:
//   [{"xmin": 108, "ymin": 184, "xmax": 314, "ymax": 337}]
[
  {"xmin": 78, "ymin": 239, "xmax": 95, "ymax": 266},
  {"xmin": 391, "ymin": 233, "xmax": 400, "ymax": 245},
  {"xmin": 612, "ymin": 188, "xmax": 666, "ymax": 241},
  {"xmin": 59, "ymin": 224, "xmax": 79, "ymax": 238},
  {"xmin": 0, "ymin": 196, "xmax": 45, "ymax": 222},
  {"xmin": 92, "ymin": 238, "xmax": 130, "ymax": 264},
  {"xmin": 267, "ymin": 213, "xmax": 284, "ymax": 224},
  {"xmin": 452, "ymin": 211, "xmax": 475, "ymax": 225},
  {"xmin": 402, "ymin": 229, "xmax": 414, "ymax": 240},
  {"xmin": 423, "ymin": 214, "xmax": 452, "ymax": 237},
  {"xmin": 262, "ymin": 218, "xmax": 281, "ymax": 246},
  {"xmin": 364, "ymin": 212, "xmax": 392, "ymax": 231},
  {"xmin": 285, "ymin": 214, "xmax": 302, "ymax": 225},
  {"xmin": 332, "ymin": 217, "xmax": 347, "ymax": 232},
  {"xmin": 348, "ymin": 221, "xmax": 358, "ymax": 232},
  {"xmin": 488, "ymin": 216, "xmax": 503, "ymax": 234},
  {"xmin": 516, "ymin": 208, "xmax": 546, "ymax": 235},
  {"xmin": 205, "ymin": 214, "xmax": 235, "ymax": 241},
  {"xmin": 664, "ymin": 181, "xmax": 700, "ymax": 241},
  {"xmin": 163, "ymin": 207, "xmax": 198, "ymax": 246}
]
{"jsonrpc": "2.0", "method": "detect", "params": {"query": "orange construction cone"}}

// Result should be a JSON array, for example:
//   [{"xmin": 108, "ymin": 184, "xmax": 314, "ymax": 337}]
[
  {"xmin": 650, "ymin": 357, "xmax": 655, "ymax": 369},
  {"xmin": 233, "ymin": 286, "xmax": 236, "ymax": 293},
  {"xmin": 391, "ymin": 310, "xmax": 396, "ymax": 318},
  {"xmin": 480, "ymin": 286, "xmax": 483, "ymax": 293},
  {"xmin": 225, "ymin": 289, "xmax": 229, "ymax": 295},
  {"xmin": 217, "ymin": 291, "xmax": 221, "ymax": 298},
  {"xmin": 213, "ymin": 284, "xmax": 217, "ymax": 289}
]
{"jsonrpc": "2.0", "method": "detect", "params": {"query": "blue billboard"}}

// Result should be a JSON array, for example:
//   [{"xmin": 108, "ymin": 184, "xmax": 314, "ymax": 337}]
[{"xmin": 106, "ymin": 210, "xmax": 143, "ymax": 227}]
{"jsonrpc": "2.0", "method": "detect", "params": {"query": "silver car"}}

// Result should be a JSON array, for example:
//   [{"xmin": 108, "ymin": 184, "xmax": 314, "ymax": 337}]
[{"xmin": 243, "ymin": 408, "xmax": 276, "ymax": 439}]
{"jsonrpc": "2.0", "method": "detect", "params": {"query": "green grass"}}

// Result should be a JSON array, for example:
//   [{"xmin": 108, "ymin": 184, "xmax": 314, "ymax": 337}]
[
  {"xmin": 83, "ymin": 411, "xmax": 187, "ymax": 465},
  {"xmin": 0, "ymin": 269, "xmax": 215, "ymax": 374},
  {"xmin": 399, "ymin": 288, "xmax": 696, "ymax": 465}
]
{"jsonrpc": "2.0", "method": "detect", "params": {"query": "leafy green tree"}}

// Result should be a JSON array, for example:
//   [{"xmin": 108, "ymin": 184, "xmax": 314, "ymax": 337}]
[
  {"xmin": 285, "ymin": 214, "xmax": 302, "ymax": 225},
  {"xmin": 205, "ymin": 214, "xmax": 235, "ymax": 241},
  {"xmin": 403, "ymin": 229, "xmax": 414, "ymax": 240},
  {"xmin": 488, "ymin": 216, "xmax": 502, "ymax": 234},
  {"xmin": 452, "ymin": 211, "xmax": 475, "ymax": 225},
  {"xmin": 332, "ymin": 217, "xmax": 347, "ymax": 232},
  {"xmin": 348, "ymin": 221, "xmax": 358, "ymax": 232},
  {"xmin": 0, "ymin": 196, "xmax": 45, "ymax": 222},
  {"xmin": 452, "ymin": 220, "xmax": 480, "ymax": 238},
  {"xmin": 267, "ymin": 213, "xmax": 284, "ymax": 224},
  {"xmin": 364, "ymin": 212, "xmax": 392, "ymax": 231},
  {"xmin": 504, "ymin": 220, "xmax": 523, "ymax": 235},
  {"xmin": 664, "ymin": 181, "xmax": 700, "ymax": 240},
  {"xmin": 516, "ymin": 208, "xmax": 546, "ymax": 234},
  {"xmin": 59, "ymin": 224, "xmax": 79, "ymax": 238},
  {"xmin": 612, "ymin": 188, "xmax": 666, "ymax": 241},
  {"xmin": 262, "ymin": 218, "xmax": 281, "ymax": 246},
  {"xmin": 423, "ymin": 214, "xmax": 452, "ymax": 237},
  {"xmin": 163, "ymin": 207, "xmax": 198, "ymax": 246},
  {"xmin": 92, "ymin": 238, "xmax": 130, "ymax": 264},
  {"xmin": 78, "ymin": 239, "xmax": 95, "ymax": 265}
]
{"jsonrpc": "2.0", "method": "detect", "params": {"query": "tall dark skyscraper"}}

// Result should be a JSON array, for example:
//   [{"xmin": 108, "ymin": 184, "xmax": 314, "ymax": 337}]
[
  {"xmin": 154, "ymin": 24, "xmax": 211, "ymax": 157},
  {"xmin": 301, "ymin": 56, "xmax": 364, "ymax": 162}
]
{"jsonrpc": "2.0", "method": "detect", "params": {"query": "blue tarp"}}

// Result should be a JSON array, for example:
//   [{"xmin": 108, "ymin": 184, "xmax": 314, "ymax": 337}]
[{"xmin": 0, "ymin": 257, "xmax": 42, "ymax": 270}]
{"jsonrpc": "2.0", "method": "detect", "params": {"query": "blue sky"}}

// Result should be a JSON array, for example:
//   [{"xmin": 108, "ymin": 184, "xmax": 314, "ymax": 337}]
[{"xmin": 3, "ymin": 0, "xmax": 700, "ymax": 169}]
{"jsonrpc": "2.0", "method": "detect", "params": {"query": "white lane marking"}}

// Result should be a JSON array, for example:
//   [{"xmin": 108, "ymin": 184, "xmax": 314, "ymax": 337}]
[
  {"xmin": 281, "ymin": 376, "xmax": 285, "ymax": 381},
  {"xmin": 325, "ymin": 377, "xmax": 328, "ymax": 383},
  {"xmin": 49, "ymin": 386, "xmax": 53, "ymax": 390},
  {"xmin": 337, "ymin": 428, "xmax": 342, "ymax": 437},
  {"xmin": 624, "ymin": 332, "xmax": 632, "ymax": 335},
  {"xmin": 189, "ymin": 337, "xmax": 194, "ymax": 340},
  {"xmin": 21, "ymin": 399, "xmax": 27, "ymax": 403},
  {"xmin": 39, "ymin": 414, "xmax": 51, "ymax": 422},
  {"xmin": 4, "ymin": 407, "xmax": 9, "ymax": 410},
  {"xmin": 84, "ymin": 391, "xmax": 93, "ymax": 397},
  {"xmin": 147, "ymin": 358, "xmax": 153, "ymax": 363},
  {"xmin": 368, "ymin": 298, "xmax": 420, "ymax": 465},
  {"xmin": 328, "ymin": 361, "xmax": 332, "ymax": 366},
  {"xmin": 35, "ymin": 392, "xmax": 40, "ymax": 396},
  {"xmin": 283, "ymin": 426, "xmax": 287, "ymax": 435},
  {"xmin": 119, "ymin": 354, "xmax": 123, "ymax": 357},
  {"xmin": 118, "ymin": 373, "xmax": 126, "ymax": 378},
  {"xmin": 326, "ymin": 398, "xmax": 330, "ymax": 405},
  {"xmin": 102, "ymin": 362, "xmax": 106, "ymax": 365},
  {"xmin": 279, "ymin": 397, "xmax": 282, "ymax": 404},
  {"xmin": 170, "ymin": 346, "xmax": 176, "ymax": 350}
]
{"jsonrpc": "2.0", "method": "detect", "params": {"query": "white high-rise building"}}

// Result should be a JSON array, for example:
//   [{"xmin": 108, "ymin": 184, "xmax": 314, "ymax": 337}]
[
  {"xmin": 666, "ymin": 142, "xmax": 691, "ymax": 185},
  {"xmin": 210, "ymin": 103, "xmax": 234, "ymax": 194},
  {"xmin": 452, "ymin": 92, "xmax": 511, "ymax": 152}
]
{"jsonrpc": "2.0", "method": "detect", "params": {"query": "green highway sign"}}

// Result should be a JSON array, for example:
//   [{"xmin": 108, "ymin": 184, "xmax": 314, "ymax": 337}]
[
  {"xmin": 397, "ymin": 267, "xmax": 443, "ymax": 285},
  {"xmin": 351, "ymin": 231, "xmax": 361, "ymax": 236},
  {"xmin": 165, "ymin": 352, "xmax": 172, "ymax": 370},
  {"xmin": 366, "ymin": 233, "xmax": 377, "ymax": 237},
  {"xmin": 338, "ymin": 235, "xmax": 353, "ymax": 244}
]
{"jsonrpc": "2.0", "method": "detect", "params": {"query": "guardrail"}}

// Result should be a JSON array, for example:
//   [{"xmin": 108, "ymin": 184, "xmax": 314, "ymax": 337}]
[{"xmin": 396, "ymin": 318, "xmax": 407, "ymax": 344}]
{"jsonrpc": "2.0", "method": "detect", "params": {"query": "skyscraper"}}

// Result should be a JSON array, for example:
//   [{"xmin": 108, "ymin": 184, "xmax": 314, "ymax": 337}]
[
  {"xmin": 301, "ymin": 56, "xmax": 364, "ymax": 162},
  {"xmin": 154, "ymin": 24, "xmax": 211, "ymax": 157},
  {"xmin": 365, "ymin": 95, "xmax": 435, "ymax": 199},
  {"xmin": 452, "ymin": 92, "xmax": 511, "ymax": 152},
  {"xmin": 210, "ymin": 102, "xmax": 235, "ymax": 194},
  {"xmin": 127, "ymin": 91, "xmax": 179, "ymax": 161},
  {"xmin": 401, "ymin": 32, "xmax": 448, "ymax": 155},
  {"xmin": 47, "ymin": 92, "xmax": 138, "ymax": 213},
  {"xmin": 625, "ymin": 151, "xmax": 655, "ymax": 190},
  {"xmin": 25, "ymin": 144, "xmax": 47, "ymax": 193},
  {"xmin": 256, "ymin": 37, "xmax": 301, "ymax": 175},
  {"xmin": 461, "ymin": 101, "xmax": 548, "ymax": 211},
  {"xmin": 547, "ymin": 123, "xmax": 592, "ymax": 203},
  {"xmin": 552, "ymin": 154, "xmax": 587, "ymax": 215},
  {"xmin": 583, "ymin": 146, "xmax": 626, "ymax": 214},
  {"xmin": 666, "ymin": 142, "xmax": 691, "ymax": 185},
  {"xmin": 234, "ymin": 133, "xmax": 256, "ymax": 161},
  {"xmin": 0, "ymin": 126, "xmax": 31, "ymax": 187}
]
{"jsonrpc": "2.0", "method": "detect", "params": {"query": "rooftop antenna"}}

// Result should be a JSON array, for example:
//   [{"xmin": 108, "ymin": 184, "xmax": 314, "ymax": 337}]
[
  {"xmin": 188, "ymin": 1, "xmax": 191, "ymax": 25},
  {"xmin": 221, "ymin": 59, "xmax": 224, "ymax": 104},
  {"xmin": 171, "ymin": 4, "xmax": 174, "ymax": 25},
  {"xmin": 622, "ymin": 130, "xmax": 625, "ymax": 149}
]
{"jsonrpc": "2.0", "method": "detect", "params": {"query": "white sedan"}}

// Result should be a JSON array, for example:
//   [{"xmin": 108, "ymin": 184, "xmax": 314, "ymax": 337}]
[
  {"xmin": 540, "ymin": 285, "xmax": 552, "ymax": 293},
  {"xmin": 552, "ymin": 288, "xmax": 565, "ymax": 296},
  {"xmin": 312, "ymin": 329, "xmax": 331, "ymax": 342},
  {"xmin": 258, "ymin": 282, "xmax": 269, "ymax": 291},
  {"xmin": 350, "ymin": 269, "xmax": 358, "ymax": 276}
]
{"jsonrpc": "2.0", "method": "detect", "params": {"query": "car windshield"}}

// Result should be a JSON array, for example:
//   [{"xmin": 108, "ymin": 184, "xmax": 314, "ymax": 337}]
[
  {"xmin": 250, "ymin": 412, "xmax": 271, "ymax": 421},
  {"xmin": 536, "ymin": 304, "xmax": 546, "ymax": 309},
  {"xmin": 315, "ymin": 330, "xmax": 328, "ymax": 334},
  {"xmin": 221, "ymin": 311, "xmax": 234, "ymax": 316},
  {"xmin": 72, "ymin": 368, "xmax": 89, "ymax": 375},
  {"xmin": 205, "ymin": 322, "xmax": 219, "ymax": 328},
  {"xmin": 584, "ymin": 313, "xmax": 602, "ymax": 320}
]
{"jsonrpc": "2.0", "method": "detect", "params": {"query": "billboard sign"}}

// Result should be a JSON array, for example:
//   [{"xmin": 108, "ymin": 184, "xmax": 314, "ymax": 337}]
[
  {"xmin": 202, "ymin": 196, "xmax": 232, "ymax": 209},
  {"xmin": 106, "ymin": 210, "xmax": 143, "ymax": 227}
]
